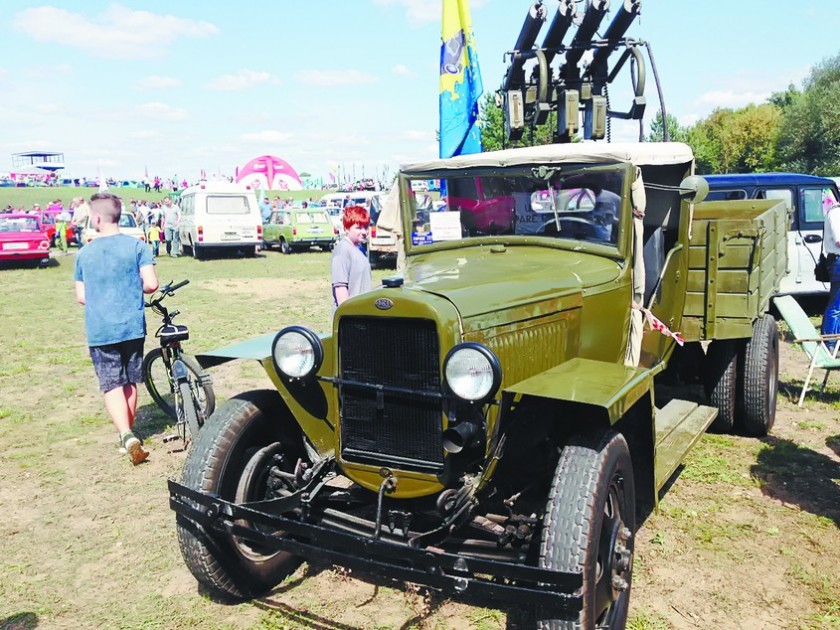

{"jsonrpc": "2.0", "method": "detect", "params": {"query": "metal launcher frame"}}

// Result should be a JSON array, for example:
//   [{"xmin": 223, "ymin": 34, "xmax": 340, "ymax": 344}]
[{"xmin": 499, "ymin": 0, "xmax": 667, "ymax": 143}]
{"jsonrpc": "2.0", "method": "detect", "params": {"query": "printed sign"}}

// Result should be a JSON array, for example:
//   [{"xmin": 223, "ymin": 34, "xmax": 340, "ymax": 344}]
[{"xmin": 429, "ymin": 211, "xmax": 462, "ymax": 241}]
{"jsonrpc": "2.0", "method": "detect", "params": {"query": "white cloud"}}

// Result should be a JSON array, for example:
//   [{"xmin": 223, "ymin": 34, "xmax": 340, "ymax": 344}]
[
  {"xmin": 391, "ymin": 64, "xmax": 414, "ymax": 77},
  {"xmin": 678, "ymin": 113, "xmax": 701, "ymax": 127},
  {"xmin": 296, "ymin": 69, "xmax": 378, "ymax": 87},
  {"xmin": 13, "ymin": 4, "xmax": 218, "ymax": 60},
  {"xmin": 137, "ymin": 75, "xmax": 181, "ymax": 90},
  {"xmin": 34, "ymin": 103, "xmax": 63, "ymax": 114},
  {"xmin": 374, "ymin": 0, "xmax": 485, "ymax": 25},
  {"xmin": 135, "ymin": 102, "xmax": 188, "ymax": 120},
  {"xmin": 239, "ymin": 130, "xmax": 295, "ymax": 143},
  {"xmin": 690, "ymin": 66, "xmax": 811, "ymax": 113},
  {"xmin": 0, "ymin": 67, "xmax": 7, "ymax": 77},
  {"xmin": 205, "ymin": 69, "xmax": 281, "ymax": 91},
  {"xmin": 696, "ymin": 90, "xmax": 772, "ymax": 109},
  {"xmin": 129, "ymin": 130, "xmax": 164, "ymax": 140},
  {"xmin": 399, "ymin": 130, "xmax": 432, "ymax": 141}
]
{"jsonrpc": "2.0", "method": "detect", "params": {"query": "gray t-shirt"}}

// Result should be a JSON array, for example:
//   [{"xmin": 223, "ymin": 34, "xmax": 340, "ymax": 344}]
[{"xmin": 331, "ymin": 238, "xmax": 372, "ymax": 306}]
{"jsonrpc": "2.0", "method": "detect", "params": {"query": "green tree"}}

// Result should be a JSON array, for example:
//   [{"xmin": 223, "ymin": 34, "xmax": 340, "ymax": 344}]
[
  {"xmin": 768, "ymin": 84, "xmax": 800, "ymax": 110},
  {"xmin": 685, "ymin": 104, "xmax": 781, "ymax": 174},
  {"xmin": 647, "ymin": 111, "xmax": 688, "ymax": 143},
  {"xmin": 478, "ymin": 92, "xmax": 559, "ymax": 151},
  {"xmin": 776, "ymin": 53, "xmax": 840, "ymax": 175}
]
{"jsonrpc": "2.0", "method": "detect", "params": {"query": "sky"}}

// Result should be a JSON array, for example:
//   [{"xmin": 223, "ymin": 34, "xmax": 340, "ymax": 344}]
[{"xmin": 0, "ymin": 0, "xmax": 837, "ymax": 184}]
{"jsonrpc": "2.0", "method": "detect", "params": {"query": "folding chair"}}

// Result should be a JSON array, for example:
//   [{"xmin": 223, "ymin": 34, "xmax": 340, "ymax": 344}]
[{"xmin": 773, "ymin": 295, "xmax": 840, "ymax": 406}]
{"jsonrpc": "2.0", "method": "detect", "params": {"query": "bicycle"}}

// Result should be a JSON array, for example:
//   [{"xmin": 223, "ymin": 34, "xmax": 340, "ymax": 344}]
[{"xmin": 141, "ymin": 279, "xmax": 216, "ymax": 445}]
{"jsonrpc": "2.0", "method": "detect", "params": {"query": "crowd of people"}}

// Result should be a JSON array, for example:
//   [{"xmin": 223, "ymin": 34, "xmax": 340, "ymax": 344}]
[{"xmin": 1, "ymin": 194, "xmax": 183, "ymax": 256}]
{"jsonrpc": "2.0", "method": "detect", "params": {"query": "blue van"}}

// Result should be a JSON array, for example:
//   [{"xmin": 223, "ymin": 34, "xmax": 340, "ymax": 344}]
[{"xmin": 704, "ymin": 173, "xmax": 840, "ymax": 296}]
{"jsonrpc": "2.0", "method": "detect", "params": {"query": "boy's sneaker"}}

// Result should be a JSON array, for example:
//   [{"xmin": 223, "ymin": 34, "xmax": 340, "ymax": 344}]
[
  {"xmin": 117, "ymin": 433, "xmax": 143, "ymax": 454},
  {"xmin": 120, "ymin": 432, "xmax": 149, "ymax": 465}
]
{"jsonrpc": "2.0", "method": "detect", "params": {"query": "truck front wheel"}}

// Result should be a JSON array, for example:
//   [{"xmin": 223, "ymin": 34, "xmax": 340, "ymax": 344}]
[
  {"xmin": 176, "ymin": 390, "xmax": 303, "ymax": 601},
  {"xmin": 538, "ymin": 431, "xmax": 635, "ymax": 629},
  {"xmin": 738, "ymin": 314, "xmax": 779, "ymax": 436}
]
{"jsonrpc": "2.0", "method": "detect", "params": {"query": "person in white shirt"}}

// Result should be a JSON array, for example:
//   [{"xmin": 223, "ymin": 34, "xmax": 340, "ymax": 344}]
[
  {"xmin": 72, "ymin": 197, "xmax": 90, "ymax": 248},
  {"xmin": 822, "ymin": 196, "xmax": 840, "ymax": 340},
  {"xmin": 161, "ymin": 197, "xmax": 181, "ymax": 257}
]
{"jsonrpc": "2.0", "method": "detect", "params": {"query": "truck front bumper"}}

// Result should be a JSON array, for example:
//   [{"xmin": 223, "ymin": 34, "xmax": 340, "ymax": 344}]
[{"xmin": 168, "ymin": 477, "xmax": 583, "ymax": 613}]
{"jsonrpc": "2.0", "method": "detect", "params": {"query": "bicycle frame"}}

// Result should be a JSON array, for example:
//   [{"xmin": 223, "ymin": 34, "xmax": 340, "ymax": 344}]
[{"xmin": 145, "ymin": 280, "xmax": 208, "ymax": 444}]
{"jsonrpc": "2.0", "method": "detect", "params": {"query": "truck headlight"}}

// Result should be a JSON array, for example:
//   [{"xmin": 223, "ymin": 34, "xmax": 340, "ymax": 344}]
[
  {"xmin": 444, "ymin": 343, "xmax": 502, "ymax": 402},
  {"xmin": 271, "ymin": 326, "xmax": 323, "ymax": 380}
]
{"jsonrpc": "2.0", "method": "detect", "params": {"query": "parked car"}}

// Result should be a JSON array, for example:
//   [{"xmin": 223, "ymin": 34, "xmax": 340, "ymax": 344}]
[
  {"xmin": 704, "ymin": 173, "xmax": 840, "ymax": 296},
  {"xmin": 445, "ymin": 176, "xmax": 516, "ymax": 234},
  {"xmin": 37, "ymin": 210, "xmax": 77, "ymax": 247},
  {"xmin": 369, "ymin": 190, "xmax": 434, "ymax": 267},
  {"xmin": 0, "ymin": 213, "xmax": 50, "ymax": 265},
  {"xmin": 177, "ymin": 182, "xmax": 260, "ymax": 259},
  {"xmin": 262, "ymin": 207, "xmax": 337, "ymax": 254},
  {"xmin": 81, "ymin": 213, "xmax": 146, "ymax": 244}
]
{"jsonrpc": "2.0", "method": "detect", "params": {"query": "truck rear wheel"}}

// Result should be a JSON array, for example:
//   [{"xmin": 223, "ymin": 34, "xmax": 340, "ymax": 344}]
[
  {"xmin": 537, "ymin": 431, "xmax": 635, "ymax": 629},
  {"xmin": 703, "ymin": 339, "xmax": 740, "ymax": 434},
  {"xmin": 176, "ymin": 390, "xmax": 302, "ymax": 601},
  {"xmin": 737, "ymin": 314, "xmax": 779, "ymax": 436}
]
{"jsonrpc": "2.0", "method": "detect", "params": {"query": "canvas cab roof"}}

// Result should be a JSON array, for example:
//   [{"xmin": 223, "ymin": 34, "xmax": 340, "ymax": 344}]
[{"xmin": 400, "ymin": 142, "xmax": 694, "ymax": 174}]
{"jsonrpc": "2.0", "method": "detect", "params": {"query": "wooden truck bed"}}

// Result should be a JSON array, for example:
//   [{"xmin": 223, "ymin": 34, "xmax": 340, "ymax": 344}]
[{"xmin": 681, "ymin": 199, "xmax": 788, "ymax": 341}]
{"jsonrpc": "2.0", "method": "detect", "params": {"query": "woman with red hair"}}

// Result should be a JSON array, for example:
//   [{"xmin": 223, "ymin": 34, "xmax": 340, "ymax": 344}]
[{"xmin": 331, "ymin": 205, "xmax": 372, "ymax": 307}]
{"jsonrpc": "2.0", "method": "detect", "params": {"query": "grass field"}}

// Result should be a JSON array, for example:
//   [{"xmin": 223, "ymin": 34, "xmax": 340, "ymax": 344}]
[{"xmin": 0, "ymin": 248, "xmax": 838, "ymax": 629}]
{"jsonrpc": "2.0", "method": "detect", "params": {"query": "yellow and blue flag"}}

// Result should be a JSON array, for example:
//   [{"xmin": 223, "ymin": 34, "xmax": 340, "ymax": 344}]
[{"xmin": 439, "ymin": 0, "xmax": 483, "ymax": 158}]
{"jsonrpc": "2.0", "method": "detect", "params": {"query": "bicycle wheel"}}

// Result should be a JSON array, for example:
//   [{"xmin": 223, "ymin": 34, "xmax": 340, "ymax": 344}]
[
  {"xmin": 143, "ymin": 350, "xmax": 216, "ymax": 421},
  {"xmin": 143, "ymin": 348, "xmax": 176, "ymax": 419},
  {"xmin": 178, "ymin": 379, "xmax": 202, "ymax": 439}
]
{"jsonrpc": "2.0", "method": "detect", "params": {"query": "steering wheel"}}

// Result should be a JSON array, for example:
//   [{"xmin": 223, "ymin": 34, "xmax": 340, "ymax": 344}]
[{"xmin": 537, "ymin": 216, "xmax": 606, "ymax": 241}]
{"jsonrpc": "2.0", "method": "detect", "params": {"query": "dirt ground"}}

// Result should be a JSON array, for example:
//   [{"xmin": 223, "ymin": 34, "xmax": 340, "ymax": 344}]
[{"xmin": 1, "ymin": 257, "xmax": 839, "ymax": 629}]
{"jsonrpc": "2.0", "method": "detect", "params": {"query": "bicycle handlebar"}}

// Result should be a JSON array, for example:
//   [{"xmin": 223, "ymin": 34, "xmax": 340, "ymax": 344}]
[
  {"xmin": 165, "ymin": 279, "xmax": 190, "ymax": 294},
  {"xmin": 146, "ymin": 279, "xmax": 189, "ymax": 309}
]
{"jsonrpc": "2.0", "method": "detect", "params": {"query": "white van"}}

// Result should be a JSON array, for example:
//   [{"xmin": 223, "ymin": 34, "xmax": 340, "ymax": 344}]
[{"xmin": 177, "ymin": 182, "xmax": 262, "ymax": 259}]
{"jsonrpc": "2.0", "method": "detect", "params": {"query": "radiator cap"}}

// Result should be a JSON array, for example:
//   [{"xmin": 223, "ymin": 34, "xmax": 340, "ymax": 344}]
[{"xmin": 382, "ymin": 277, "xmax": 404, "ymax": 288}]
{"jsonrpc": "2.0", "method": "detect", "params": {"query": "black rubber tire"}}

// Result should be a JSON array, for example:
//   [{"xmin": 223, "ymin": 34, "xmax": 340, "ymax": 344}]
[
  {"xmin": 176, "ymin": 390, "xmax": 303, "ymax": 601},
  {"xmin": 178, "ymin": 379, "xmax": 202, "ymax": 439},
  {"xmin": 142, "ymin": 349, "xmax": 216, "ymax": 421},
  {"xmin": 537, "ymin": 432, "xmax": 635, "ymax": 630},
  {"xmin": 737, "ymin": 314, "xmax": 779, "ymax": 437},
  {"xmin": 703, "ymin": 339, "xmax": 740, "ymax": 434},
  {"xmin": 280, "ymin": 239, "xmax": 291, "ymax": 255}
]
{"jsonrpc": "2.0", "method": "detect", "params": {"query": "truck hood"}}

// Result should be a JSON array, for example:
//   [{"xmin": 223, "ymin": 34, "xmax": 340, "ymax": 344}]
[{"xmin": 404, "ymin": 245, "xmax": 621, "ymax": 327}]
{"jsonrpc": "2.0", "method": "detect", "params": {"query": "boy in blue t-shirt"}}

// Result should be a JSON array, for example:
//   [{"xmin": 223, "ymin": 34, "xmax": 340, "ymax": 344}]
[{"xmin": 74, "ymin": 193, "xmax": 159, "ymax": 465}]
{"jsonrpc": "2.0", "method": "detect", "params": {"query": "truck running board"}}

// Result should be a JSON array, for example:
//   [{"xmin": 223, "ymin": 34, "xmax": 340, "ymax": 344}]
[{"xmin": 653, "ymin": 399, "xmax": 718, "ymax": 491}]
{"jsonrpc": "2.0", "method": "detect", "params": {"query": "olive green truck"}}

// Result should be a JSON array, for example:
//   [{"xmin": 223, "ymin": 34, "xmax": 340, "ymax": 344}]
[{"xmin": 170, "ymin": 142, "xmax": 787, "ymax": 628}]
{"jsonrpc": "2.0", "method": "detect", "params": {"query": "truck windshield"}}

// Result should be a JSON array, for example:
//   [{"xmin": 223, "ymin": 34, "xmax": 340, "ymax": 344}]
[{"xmin": 407, "ymin": 165, "xmax": 624, "ymax": 248}]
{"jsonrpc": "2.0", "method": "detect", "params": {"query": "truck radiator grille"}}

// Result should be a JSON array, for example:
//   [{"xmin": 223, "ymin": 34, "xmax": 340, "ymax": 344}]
[{"xmin": 338, "ymin": 317, "xmax": 444, "ymax": 471}]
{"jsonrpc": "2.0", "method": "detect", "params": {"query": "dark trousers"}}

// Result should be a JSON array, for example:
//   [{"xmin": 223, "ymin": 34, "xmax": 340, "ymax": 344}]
[{"xmin": 822, "ymin": 256, "xmax": 840, "ymax": 342}]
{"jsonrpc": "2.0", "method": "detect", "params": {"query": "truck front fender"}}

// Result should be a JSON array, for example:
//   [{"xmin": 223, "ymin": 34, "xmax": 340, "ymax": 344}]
[
  {"xmin": 504, "ymin": 357, "xmax": 654, "ymax": 424},
  {"xmin": 196, "ymin": 332, "xmax": 336, "ymax": 457}
]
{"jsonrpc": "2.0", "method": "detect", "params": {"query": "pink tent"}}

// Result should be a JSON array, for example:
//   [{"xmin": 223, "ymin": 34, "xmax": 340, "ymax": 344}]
[{"xmin": 236, "ymin": 155, "xmax": 303, "ymax": 191}]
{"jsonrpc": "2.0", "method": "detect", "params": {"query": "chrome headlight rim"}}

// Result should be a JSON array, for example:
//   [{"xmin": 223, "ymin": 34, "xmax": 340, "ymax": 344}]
[
  {"xmin": 443, "ymin": 342, "xmax": 502, "ymax": 403},
  {"xmin": 271, "ymin": 326, "xmax": 324, "ymax": 380}
]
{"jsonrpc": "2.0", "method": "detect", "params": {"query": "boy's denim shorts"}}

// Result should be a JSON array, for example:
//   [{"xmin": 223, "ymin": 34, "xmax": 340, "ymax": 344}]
[{"xmin": 89, "ymin": 338, "xmax": 145, "ymax": 392}]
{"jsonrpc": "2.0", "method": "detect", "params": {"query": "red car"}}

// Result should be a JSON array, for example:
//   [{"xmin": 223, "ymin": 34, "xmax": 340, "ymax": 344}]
[
  {"xmin": 37, "ymin": 210, "xmax": 77, "ymax": 247},
  {"xmin": 445, "ymin": 176, "xmax": 516, "ymax": 235},
  {"xmin": 0, "ymin": 213, "xmax": 51, "ymax": 265}
]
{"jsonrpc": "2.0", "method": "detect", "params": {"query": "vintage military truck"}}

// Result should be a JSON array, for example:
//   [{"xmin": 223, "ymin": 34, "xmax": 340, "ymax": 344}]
[{"xmin": 170, "ymin": 142, "xmax": 787, "ymax": 628}]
